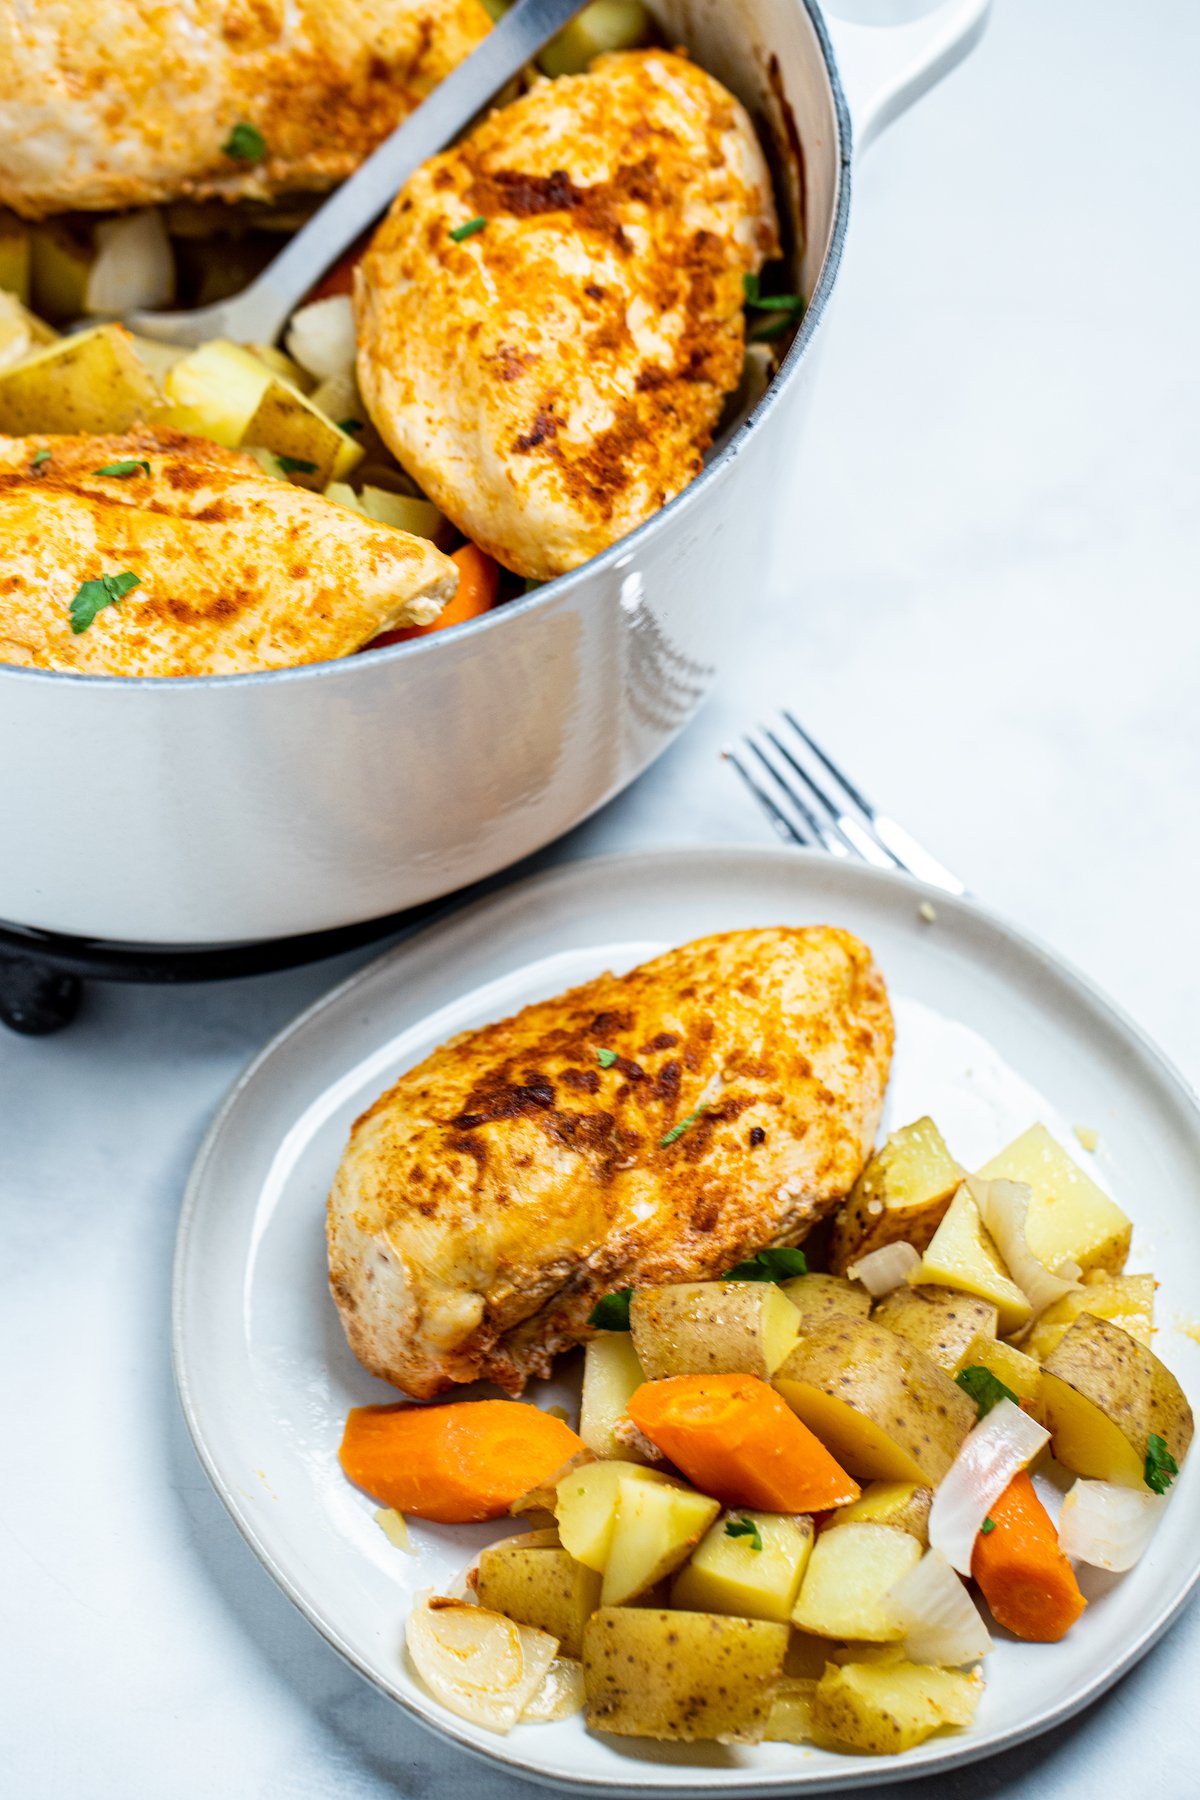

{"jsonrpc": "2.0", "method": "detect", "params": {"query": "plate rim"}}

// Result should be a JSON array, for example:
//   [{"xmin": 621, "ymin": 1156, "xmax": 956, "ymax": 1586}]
[{"xmin": 171, "ymin": 844, "xmax": 1200, "ymax": 1796}]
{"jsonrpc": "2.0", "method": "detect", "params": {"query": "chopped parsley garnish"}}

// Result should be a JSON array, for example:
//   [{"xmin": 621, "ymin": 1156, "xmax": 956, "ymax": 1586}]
[
  {"xmin": 588, "ymin": 1288, "xmax": 633, "ymax": 1331},
  {"xmin": 955, "ymin": 1365, "xmax": 1019, "ymax": 1420},
  {"xmin": 277, "ymin": 455, "xmax": 318, "ymax": 474},
  {"xmin": 660, "ymin": 1106, "xmax": 707, "ymax": 1148},
  {"xmin": 724, "ymin": 1246, "xmax": 808, "ymax": 1281},
  {"xmin": 742, "ymin": 271, "xmax": 806, "ymax": 340},
  {"xmin": 68, "ymin": 570, "xmax": 141, "ymax": 635},
  {"xmin": 595, "ymin": 1046, "xmax": 619, "ymax": 1068},
  {"xmin": 449, "ymin": 215, "xmax": 487, "ymax": 243},
  {"xmin": 1144, "ymin": 1432, "xmax": 1179, "ymax": 1495},
  {"xmin": 980, "ymin": 1517, "xmax": 996, "ymax": 1536},
  {"xmin": 725, "ymin": 1517, "xmax": 763, "ymax": 1552},
  {"xmin": 94, "ymin": 459, "xmax": 150, "ymax": 479},
  {"xmin": 30, "ymin": 449, "xmax": 51, "ymax": 469},
  {"xmin": 337, "ymin": 418, "xmax": 364, "ymax": 434},
  {"xmin": 222, "ymin": 122, "xmax": 266, "ymax": 162}
]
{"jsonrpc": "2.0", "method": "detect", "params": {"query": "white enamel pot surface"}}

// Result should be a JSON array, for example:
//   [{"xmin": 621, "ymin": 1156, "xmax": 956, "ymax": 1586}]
[{"xmin": 0, "ymin": 0, "xmax": 988, "ymax": 948}]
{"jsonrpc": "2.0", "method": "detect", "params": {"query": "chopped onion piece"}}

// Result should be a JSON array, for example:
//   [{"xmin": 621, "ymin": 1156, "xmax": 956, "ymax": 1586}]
[
  {"xmin": 847, "ymin": 1241, "xmax": 922, "ymax": 1296},
  {"xmin": 887, "ymin": 1549, "xmax": 992, "ymax": 1666},
  {"xmin": 521, "ymin": 1656, "xmax": 586, "ymax": 1721},
  {"xmin": 405, "ymin": 1591, "xmax": 558, "ymax": 1733},
  {"xmin": 285, "ymin": 294, "xmax": 356, "ymax": 382},
  {"xmin": 373, "ymin": 1507, "xmax": 413, "ymax": 1552},
  {"xmin": 86, "ymin": 210, "xmax": 174, "ymax": 314},
  {"xmin": 1058, "ymin": 1479, "xmax": 1165, "ymax": 1571},
  {"xmin": 968, "ymin": 1175, "xmax": 1080, "ymax": 1317},
  {"xmin": 929, "ymin": 1399, "xmax": 1050, "ymax": 1575}
]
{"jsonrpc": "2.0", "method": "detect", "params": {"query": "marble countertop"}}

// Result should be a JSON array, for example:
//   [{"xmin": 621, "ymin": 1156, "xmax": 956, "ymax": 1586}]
[{"xmin": 4, "ymin": 2, "xmax": 1199, "ymax": 1794}]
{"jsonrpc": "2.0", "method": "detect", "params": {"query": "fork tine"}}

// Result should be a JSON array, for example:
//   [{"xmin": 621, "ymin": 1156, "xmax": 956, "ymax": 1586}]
[
  {"xmin": 763, "ymin": 727, "xmax": 899, "ymax": 872},
  {"xmin": 746, "ymin": 736, "xmax": 849, "ymax": 856},
  {"xmin": 723, "ymin": 747, "xmax": 815, "ymax": 848},
  {"xmin": 782, "ymin": 710, "xmax": 875, "ymax": 816}
]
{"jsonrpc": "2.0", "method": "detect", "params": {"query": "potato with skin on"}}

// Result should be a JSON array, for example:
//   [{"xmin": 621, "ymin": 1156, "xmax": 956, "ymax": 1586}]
[
  {"xmin": 812, "ymin": 1660, "xmax": 984, "ymax": 1755},
  {"xmin": 1025, "ymin": 1272, "xmax": 1155, "ymax": 1362},
  {"xmin": 579, "ymin": 1334, "xmax": 650, "ymax": 1461},
  {"xmin": 779, "ymin": 1272, "xmax": 871, "ymax": 1332},
  {"xmin": 773, "ymin": 1319, "xmax": 976, "ymax": 1486},
  {"xmin": 554, "ymin": 1461, "xmax": 678, "ymax": 1570},
  {"xmin": 954, "ymin": 1333, "xmax": 1042, "ymax": 1408},
  {"xmin": 872, "ymin": 1285, "xmax": 999, "ymax": 1375},
  {"xmin": 670, "ymin": 1511, "xmax": 814, "ymax": 1622},
  {"xmin": 582, "ymin": 1607, "xmax": 789, "ymax": 1742},
  {"xmin": 791, "ymin": 1522, "xmax": 921, "ymax": 1641},
  {"xmin": 630, "ymin": 1281, "xmax": 801, "ymax": 1381},
  {"xmin": 976, "ymin": 1123, "xmax": 1132, "ymax": 1275},
  {"xmin": 476, "ymin": 1537, "xmax": 601, "ymax": 1658},
  {"xmin": 829, "ymin": 1117, "xmax": 965, "ymax": 1276},
  {"xmin": 0, "ymin": 323, "xmax": 161, "ymax": 434},
  {"xmin": 601, "ymin": 1477, "xmax": 721, "ymax": 1607},
  {"xmin": 915, "ymin": 1185, "xmax": 1032, "ymax": 1336},
  {"xmin": 1038, "ymin": 1314, "xmax": 1193, "ymax": 1487},
  {"xmin": 824, "ymin": 1481, "xmax": 932, "ymax": 1547}
]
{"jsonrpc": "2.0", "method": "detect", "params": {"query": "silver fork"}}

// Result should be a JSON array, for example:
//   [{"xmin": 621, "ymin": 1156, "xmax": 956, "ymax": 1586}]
[{"xmin": 725, "ymin": 710, "xmax": 967, "ymax": 896}]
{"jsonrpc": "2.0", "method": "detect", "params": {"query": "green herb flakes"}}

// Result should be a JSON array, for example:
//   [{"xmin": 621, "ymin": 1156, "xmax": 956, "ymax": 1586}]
[
  {"xmin": 337, "ymin": 418, "xmax": 364, "ymax": 435},
  {"xmin": 588, "ymin": 1288, "xmax": 633, "ymax": 1331},
  {"xmin": 595, "ymin": 1047, "xmax": 619, "ymax": 1069},
  {"xmin": 1145, "ymin": 1432, "xmax": 1179, "ymax": 1495},
  {"xmin": 742, "ymin": 270, "xmax": 806, "ymax": 340},
  {"xmin": 277, "ymin": 455, "xmax": 318, "ymax": 474},
  {"xmin": 725, "ymin": 1517, "xmax": 763, "ymax": 1552},
  {"xmin": 724, "ymin": 1246, "xmax": 808, "ymax": 1282},
  {"xmin": 222, "ymin": 122, "xmax": 266, "ymax": 162},
  {"xmin": 449, "ymin": 216, "xmax": 487, "ymax": 243},
  {"xmin": 955, "ymin": 1365, "xmax": 1019, "ymax": 1420},
  {"xmin": 30, "ymin": 449, "xmax": 51, "ymax": 469},
  {"xmin": 94, "ymin": 460, "xmax": 150, "ymax": 479},
  {"xmin": 660, "ymin": 1106, "xmax": 707, "ymax": 1149},
  {"xmin": 68, "ymin": 570, "xmax": 141, "ymax": 635},
  {"xmin": 980, "ymin": 1517, "xmax": 996, "ymax": 1536}
]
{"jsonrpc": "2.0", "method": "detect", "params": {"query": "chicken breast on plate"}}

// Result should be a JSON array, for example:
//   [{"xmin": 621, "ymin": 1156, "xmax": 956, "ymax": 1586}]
[
  {"xmin": 328, "ymin": 927, "xmax": 893, "ymax": 1398},
  {"xmin": 0, "ymin": 0, "xmax": 492, "ymax": 218},
  {"xmin": 355, "ymin": 50, "xmax": 780, "ymax": 580},
  {"xmin": 0, "ymin": 427, "xmax": 457, "ymax": 675}
]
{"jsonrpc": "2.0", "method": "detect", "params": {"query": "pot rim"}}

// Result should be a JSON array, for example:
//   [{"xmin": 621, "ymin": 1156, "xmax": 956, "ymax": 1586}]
[{"xmin": 1, "ymin": 0, "xmax": 852, "ymax": 698}]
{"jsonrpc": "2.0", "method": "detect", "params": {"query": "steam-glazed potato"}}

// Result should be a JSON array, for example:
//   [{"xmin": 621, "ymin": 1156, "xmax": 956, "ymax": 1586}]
[
  {"xmin": 779, "ymin": 1272, "xmax": 871, "ymax": 1332},
  {"xmin": 601, "ymin": 1476, "xmax": 720, "ymax": 1606},
  {"xmin": 829, "ymin": 1118, "xmax": 964, "ymax": 1275},
  {"xmin": 670, "ymin": 1511, "xmax": 814, "ymax": 1622},
  {"xmin": 790, "ymin": 1523, "xmax": 921, "ymax": 1641},
  {"xmin": 583, "ymin": 1608, "xmax": 789, "ymax": 1742},
  {"xmin": 915, "ymin": 1185, "xmax": 1032, "ymax": 1336},
  {"xmin": 476, "ymin": 1536, "xmax": 601, "ymax": 1659},
  {"xmin": 1038, "ymin": 1314, "xmax": 1193, "ymax": 1487},
  {"xmin": 1025, "ymin": 1272, "xmax": 1155, "ymax": 1362},
  {"xmin": 554, "ymin": 1462, "xmax": 676, "ymax": 1570},
  {"xmin": 824, "ymin": 1481, "xmax": 932, "ymax": 1547},
  {"xmin": 976, "ymin": 1123, "xmax": 1132, "ymax": 1275},
  {"xmin": 812, "ymin": 1660, "xmax": 983, "ymax": 1755},
  {"xmin": 630, "ymin": 1281, "xmax": 800, "ymax": 1380},
  {"xmin": 0, "ymin": 323, "xmax": 161, "ymax": 434},
  {"xmin": 954, "ymin": 1333, "xmax": 1042, "ymax": 1408},
  {"xmin": 579, "ymin": 1334, "xmax": 650, "ymax": 1460},
  {"xmin": 242, "ymin": 377, "xmax": 362, "ymax": 488},
  {"xmin": 773, "ymin": 1319, "xmax": 976, "ymax": 1485},
  {"xmin": 872, "ymin": 1285, "xmax": 999, "ymax": 1374}
]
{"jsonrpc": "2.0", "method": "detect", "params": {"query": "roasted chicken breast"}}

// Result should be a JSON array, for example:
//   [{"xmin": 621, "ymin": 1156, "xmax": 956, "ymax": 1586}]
[
  {"xmin": 355, "ymin": 50, "xmax": 780, "ymax": 580},
  {"xmin": 0, "ymin": 0, "xmax": 492, "ymax": 219},
  {"xmin": 328, "ymin": 927, "xmax": 893, "ymax": 1398},
  {"xmin": 0, "ymin": 427, "xmax": 457, "ymax": 675}
]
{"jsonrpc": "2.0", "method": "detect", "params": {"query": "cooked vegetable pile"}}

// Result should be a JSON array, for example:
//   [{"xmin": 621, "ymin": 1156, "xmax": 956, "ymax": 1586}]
[{"xmin": 337, "ymin": 1114, "xmax": 1194, "ymax": 1758}]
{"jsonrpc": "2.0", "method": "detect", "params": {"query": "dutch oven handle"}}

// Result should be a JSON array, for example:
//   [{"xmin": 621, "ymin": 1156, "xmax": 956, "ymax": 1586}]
[{"xmin": 825, "ymin": 0, "xmax": 992, "ymax": 154}]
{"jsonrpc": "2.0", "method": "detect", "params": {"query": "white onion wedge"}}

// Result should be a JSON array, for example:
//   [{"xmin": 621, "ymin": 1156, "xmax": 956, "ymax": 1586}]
[
  {"xmin": 521, "ymin": 1656, "xmax": 586, "ymax": 1721},
  {"xmin": 968, "ymin": 1175, "xmax": 1080, "ymax": 1317},
  {"xmin": 86, "ymin": 210, "xmax": 174, "ymax": 314},
  {"xmin": 405, "ymin": 1592, "xmax": 558, "ymax": 1733},
  {"xmin": 847, "ymin": 1241, "xmax": 922, "ymax": 1296},
  {"xmin": 285, "ymin": 294, "xmax": 356, "ymax": 382},
  {"xmin": 887, "ymin": 1548, "xmax": 993, "ymax": 1666},
  {"xmin": 929, "ymin": 1399, "xmax": 1050, "ymax": 1575},
  {"xmin": 1058, "ymin": 1479, "xmax": 1165, "ymax": 1571}
]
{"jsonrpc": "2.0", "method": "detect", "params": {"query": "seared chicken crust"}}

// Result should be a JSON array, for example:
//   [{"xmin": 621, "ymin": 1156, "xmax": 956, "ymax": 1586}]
[
  {"xmin": 328, "ymin": 927, "xmax": 893, "ymax": 1398},
  {"xmin": 0, "ymin": 427, "xmax": 458, "ymax": 676},
  {"xmin": 356, "ymin": 51, "xmax": 780, "ymax": 579},
  {"xmin": 0, "ymin": 0, "xmax": 492, "ymax": 219}
]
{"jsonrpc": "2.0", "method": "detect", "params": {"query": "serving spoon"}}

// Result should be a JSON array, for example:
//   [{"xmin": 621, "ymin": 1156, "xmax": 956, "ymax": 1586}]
[{"xmin": 126, "ymin": 0, "xmax": 588, "ymax": 347}]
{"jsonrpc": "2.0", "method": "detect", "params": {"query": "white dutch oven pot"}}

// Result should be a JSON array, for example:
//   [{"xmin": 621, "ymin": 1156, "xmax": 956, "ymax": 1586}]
[{"xmin": 0, "ymin": 0, "xmax": 989, "ymax": 947}]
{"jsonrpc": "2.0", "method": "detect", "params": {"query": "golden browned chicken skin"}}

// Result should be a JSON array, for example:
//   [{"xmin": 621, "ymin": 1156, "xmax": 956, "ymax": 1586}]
[
  {"xmin": 355, "ymin": 50, "xmax": 780, "ymax": 579},
  {"xmin": 0, "ymin": 0, "xmax": 492, "ymax": 219},
  {"xmin": 328, "ymin": 927, "xmax": 893, "ymax": 1398},
  {"xmin": 0, "ymin": 427, "xmax": 458, "ymax": 675}
]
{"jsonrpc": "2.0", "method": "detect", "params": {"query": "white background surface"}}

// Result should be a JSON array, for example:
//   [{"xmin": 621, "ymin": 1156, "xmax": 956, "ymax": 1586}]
[{"xmin": 3, "ymin": 2, "xmax": 1198, "ymax": 1795}]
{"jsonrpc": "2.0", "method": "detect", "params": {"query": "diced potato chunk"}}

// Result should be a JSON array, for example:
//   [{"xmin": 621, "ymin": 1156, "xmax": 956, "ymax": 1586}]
[
  {"xmin": 0, "ymin": 213, "xmax": 32, "ymax": 302},
  {"xmin": 30, "ymin": 221, "xmax": 94, "ymax": 321},
  {"xmin": 830, "ymin": 1118, "xmax": 965, "ymax": 1275},
  {"xmin": 583, "ymin": 1607, "xmax": 788, "ymax": 1742},
  {"xmin": 779, "ymin": 1272, "xmax": 871, "ymax": 1331},
  {"xmin": 539, "ymin": 1, "xmax": 651, "ymax": 78},
  {"xmin": 916, "ymin": 1185, "xmax": 1032, "ymax": 1335},
  {"xmin": 671, "ymin": 1511, "xmax": 813, "ymax": 1622},
  {"xmin": 764, "ymin": 1676, "xmax": 818, "ymax": 1743},
  {"xmin": 954, "ymin": 1332, "xmax": 1042, "ymax": 1407},
  {"xmin": 812, "ymin": 1660, "xmax": 983, "ymax": 1754},
  {"xmin": 976, "ymin": 1123, "xmax": 1132, "ymax": 1274},
  {"xmin": 1025, "ymin": 1273, "xmax": 1155, "ymax": 1361},
  {"xmin": 554, "ymin": 1461, "xmax": 675, "ymax": 1571},
  {"xmin": 0, "ymin": 323, "xmax": 162, "ymax": 435},
  {"xmin": 872, "ymin": 1284, "xmax": 998, "ymax": 1373},
  {"xmin": 477, "ymin": 1537, "xmax": 601, "ymax": 1658},
  {"xmin": 791, "ymin": 1523, "xmax": 921, "ymax": 1641},
  {"xmin": 241, "ymin": 377, "xmax": 363, "ymax": 487},
  {"xmin": 1038, "ymin": 1314, "xmax": 1193, "ymax": 1487},
  {"xmin": 824, "ymin": 1481, "xmax": 932, "ymax": 1546},
  {"xmin": 601, "ymin": 1476, "xmax": 720, "ymax": 1606},
  {"xmin": 163, "ymin": 339, "xmax": 274, "ymax": 446},
  {"xmin": 359, "ymin": 486, "xmax": 446, "ymax": 540},
  {"xmin": 630, "ymin": 1280, "xmax": 800, "ymax": 1380},
  {"xmin": 579, "ymin": 1333, "xmax": 649, "ymax": 1460}
]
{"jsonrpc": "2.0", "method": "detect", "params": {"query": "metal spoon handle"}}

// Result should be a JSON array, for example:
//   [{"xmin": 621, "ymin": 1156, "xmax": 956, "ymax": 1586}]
[{"xmin": 128, "ymin": 0, "xmax": 586, "ymax": 345}]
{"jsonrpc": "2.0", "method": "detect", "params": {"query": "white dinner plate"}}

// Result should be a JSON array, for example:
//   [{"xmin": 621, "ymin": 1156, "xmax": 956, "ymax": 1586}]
[{"xmin": 172, "ymin": 847, "xmax": 1200, "ymax": 1795}]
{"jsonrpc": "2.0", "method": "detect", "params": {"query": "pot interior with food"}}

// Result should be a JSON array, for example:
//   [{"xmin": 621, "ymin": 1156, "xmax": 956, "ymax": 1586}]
[{"xmin": 0, "ymin": 0, "xmax": 837, "ymax": 679}]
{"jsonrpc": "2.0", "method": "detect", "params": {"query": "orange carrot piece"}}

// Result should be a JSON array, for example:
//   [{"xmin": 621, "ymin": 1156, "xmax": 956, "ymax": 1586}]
[
  {"xmin": 372, "ymin": 543, "xmax": 500, "ymax": 647},
  {"xmin": 339, "ymin": 1399, "xmax": 585, "ymax": 1524},
  {"xmin": 626, "ymin": 1374, "xmax": 860, "ymax": 1513},
  {"xmin": 971, "ymin": 1470, "xmax": 1086, "ymax": 1643}
]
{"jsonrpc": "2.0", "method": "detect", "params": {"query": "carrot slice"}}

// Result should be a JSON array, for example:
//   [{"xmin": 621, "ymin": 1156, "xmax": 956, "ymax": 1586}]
[
  {"xmin": 627, "ymin": 1374, "xmax": 860, "ymax": 1512},
  {"xmin": 971, "ymin": 1470, "xmax": 1086, "ymax": 1642},
  {"xmin": 339, "ymin": 1399, "xmax": 585, "ymax": 1523},
  {"xmin": 371, "ymin": 542, "xmax": 500, "ymax": 647}
]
